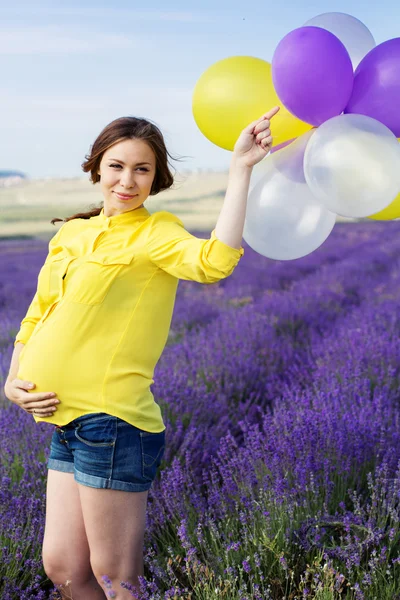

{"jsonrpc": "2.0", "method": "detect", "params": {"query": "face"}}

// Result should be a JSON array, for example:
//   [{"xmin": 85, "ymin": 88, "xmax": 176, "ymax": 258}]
[{"xmin": 97, "ymin": 138, "xmax": 156, "ymax": 216}]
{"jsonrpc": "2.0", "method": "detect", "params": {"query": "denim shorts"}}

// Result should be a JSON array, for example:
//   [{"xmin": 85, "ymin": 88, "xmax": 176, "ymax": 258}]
[{"xmin": 47, "ymin": 412, "xmax": 166, "ymax": 492}]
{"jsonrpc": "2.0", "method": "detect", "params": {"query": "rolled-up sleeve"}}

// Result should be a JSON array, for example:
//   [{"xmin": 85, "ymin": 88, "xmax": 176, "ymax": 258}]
[
  {"xmin": 145, "ymin": 211, "xmax": 244, "ymax": 283},
  {"xmin": 14, "ymin": 225, "xmax": 64, "ymax": 347}
]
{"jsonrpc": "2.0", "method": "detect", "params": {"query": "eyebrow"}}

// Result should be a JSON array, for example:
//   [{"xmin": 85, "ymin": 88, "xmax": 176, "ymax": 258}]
[{"xmin": 107, "ymin": 158, "xmax": 152, "ymax": 166}]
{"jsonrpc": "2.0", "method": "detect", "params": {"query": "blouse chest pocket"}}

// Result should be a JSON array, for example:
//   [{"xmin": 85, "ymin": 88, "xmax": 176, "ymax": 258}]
[
  {"xmin": 45, "ymin": 252, "xmax": 69, "ymax": 301},
  {"xmin": 68, "ymin": 251, "xmax": 134, "ymax": 306}
]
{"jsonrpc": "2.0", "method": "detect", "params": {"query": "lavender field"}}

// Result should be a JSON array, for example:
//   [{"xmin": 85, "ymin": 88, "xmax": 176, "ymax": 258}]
[{"xmin": 2, "ymin": 221, "xmax": 400, "ymax": 599}]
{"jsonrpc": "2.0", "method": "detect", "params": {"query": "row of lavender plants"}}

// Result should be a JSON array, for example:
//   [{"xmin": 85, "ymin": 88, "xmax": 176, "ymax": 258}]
[{"xmin": 1, "ymin": 221, "xmax": 400, "ymax": 599}]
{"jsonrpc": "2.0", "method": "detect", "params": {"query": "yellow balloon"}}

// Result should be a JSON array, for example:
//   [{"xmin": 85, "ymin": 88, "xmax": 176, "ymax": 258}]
[
  {"xmin": 192, "ymin": 56, "xmax": 312, "ymax": 151},
  {"xmin": 367, "ymin": 138, "xmax": 400, "ymax": 220},
  {"xmin": 367, "ymin": 191, "xmax": 400, "ymax": 220}
]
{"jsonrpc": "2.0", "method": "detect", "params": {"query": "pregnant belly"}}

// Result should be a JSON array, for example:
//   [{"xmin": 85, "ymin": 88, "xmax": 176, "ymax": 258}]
[
  {"xmin": 18, "ymin": 327, "xmax": 68, "ymax": 394},
  {"xmin": 17, "ymin": 304, "xmax": 105, "ymax": 411}
]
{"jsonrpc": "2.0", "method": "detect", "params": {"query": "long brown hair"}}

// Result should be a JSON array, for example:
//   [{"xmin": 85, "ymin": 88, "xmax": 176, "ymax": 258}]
[{"xmin": 50, "ymin": 116, "xmax": 179, "ymax": 225}]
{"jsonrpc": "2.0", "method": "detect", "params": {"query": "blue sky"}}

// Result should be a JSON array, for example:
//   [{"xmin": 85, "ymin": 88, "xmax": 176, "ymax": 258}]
[{"xmin": 1, "ymin": 0, "xmax": 398, "ymax": 179}]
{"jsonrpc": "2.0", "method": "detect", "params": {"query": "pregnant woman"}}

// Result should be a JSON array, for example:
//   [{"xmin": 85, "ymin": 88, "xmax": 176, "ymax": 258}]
[{"xmin": 4, "ymin": 106, "xmax": 279, "ymax": 600}]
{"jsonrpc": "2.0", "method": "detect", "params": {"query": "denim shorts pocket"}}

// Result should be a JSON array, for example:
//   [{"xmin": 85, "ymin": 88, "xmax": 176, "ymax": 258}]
[
  {"xmin": 139, "ymin": 430, "xmax": 166, "ymax": 482},
  {"xmin": 74, "ymin": 416, "xmax": 117, "ymax": 447}
]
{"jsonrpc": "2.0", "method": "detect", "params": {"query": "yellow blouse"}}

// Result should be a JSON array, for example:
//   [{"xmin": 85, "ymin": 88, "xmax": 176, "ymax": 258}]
[{"xmin": 15, "ymin": 206, "xmax": 244, "ymax": 432}]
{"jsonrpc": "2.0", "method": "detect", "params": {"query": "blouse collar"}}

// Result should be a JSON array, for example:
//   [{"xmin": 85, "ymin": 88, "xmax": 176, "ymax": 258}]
[{"xmin": 98, "ymin": 206, "xmax": 150, "ymax": 227}]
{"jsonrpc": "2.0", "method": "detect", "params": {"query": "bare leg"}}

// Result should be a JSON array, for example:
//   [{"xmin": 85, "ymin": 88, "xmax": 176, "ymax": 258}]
[
  {"xmin": 43, "ymin": 470, "xmax": 107, "ymax": 599},
  {"xmin": 53, "ymin": 573, "xmax": 107, "ymax": 600},
  {"xmin": 77, "ymin": 484, "xmax": 149, "ymax": 600}
]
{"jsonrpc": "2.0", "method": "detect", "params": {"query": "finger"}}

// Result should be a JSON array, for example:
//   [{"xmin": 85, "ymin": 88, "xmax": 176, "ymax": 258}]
[
  {"xmin": 24, "ymin": 398, "xmax": 60, "ymax": 410},
  {"xmin": 256, "ymin": 129, "xmax": 271, "ymax": 142},
  {"xmin": 29, "ymin": 406, "xmax": 57, "ymax": 416},
  {"xmin": 253, "ymin": 117, "xmax": 271, "ymax": 134},
  {"xmin": 262, "ymin": 105, "xmax": 280, "ymax": 121},
  {"xmin": 242, "ymin": 106, "xmax": 280, "ymax": 135},
  {"xmin": 13, "ymin": 379, "xmax": 35, "ymax": 390},
  {"xmin": 38, "ymin": 392, "xmax": 57, "ymax": 401},
  {"xmin": 254, "ymin": 107, "xmax": 280, "ymax": 134},
  {"xmin": 243, "ymin": 116, "xmax": 267, "ymax": 135},
  {"xmin": 23, "ymin": 393, "xmax": 57, "ymax": 406},
  {"xmin": 254, "ymin": 123, "xmax": 268, "ymax": 136},
  {"xmin": 262, "ymin": 136, "xmax": 273, "ymax": 146}
]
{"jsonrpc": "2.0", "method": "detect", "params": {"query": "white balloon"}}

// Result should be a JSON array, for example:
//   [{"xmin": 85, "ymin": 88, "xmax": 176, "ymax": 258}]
[
  {"xmin": 303, "ymin": 114, "xmax": 400, "ymax": 218},
  {"xmin": 244, "ymin": 130, "xmax": 337, "ymax": 261},
  {"xmin": 248, "ymin": 157, "xmax": 269, "ymax": 195},
  {"xmin": 304, "ymin": 12, "xmax": 376, "ymax": 70},
  {"xmin": 248, "ymin": 139, "xmax": 297, "ymax": 195}
]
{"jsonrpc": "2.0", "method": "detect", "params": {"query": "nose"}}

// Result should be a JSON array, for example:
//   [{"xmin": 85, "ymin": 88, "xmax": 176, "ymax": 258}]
[{"xmin": 119, "ymin": 170, "xmax": 137, "ymax": 190}]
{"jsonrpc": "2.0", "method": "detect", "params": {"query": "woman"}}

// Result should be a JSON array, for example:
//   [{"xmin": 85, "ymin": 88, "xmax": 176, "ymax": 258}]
[{"xmin": 4, "ymin": 106, "xmax": 279, "ymax": 600}]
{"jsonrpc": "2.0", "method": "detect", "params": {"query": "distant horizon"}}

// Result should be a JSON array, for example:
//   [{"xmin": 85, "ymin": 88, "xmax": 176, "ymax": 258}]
[{"xmin": 0, "ymin": 167, "xmax": 230, "ymax": 182}]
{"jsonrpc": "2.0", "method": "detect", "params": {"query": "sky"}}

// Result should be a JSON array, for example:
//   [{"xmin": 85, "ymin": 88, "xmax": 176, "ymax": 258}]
[{"xmin": 1, "ymin": 0, "xmax": 399, "ymax": 179}]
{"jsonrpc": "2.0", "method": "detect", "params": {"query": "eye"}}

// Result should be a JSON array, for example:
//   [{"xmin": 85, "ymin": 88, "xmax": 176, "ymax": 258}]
[{"xmin": 109, "ymin": 164, "xmax": 149, "ymax": 172}]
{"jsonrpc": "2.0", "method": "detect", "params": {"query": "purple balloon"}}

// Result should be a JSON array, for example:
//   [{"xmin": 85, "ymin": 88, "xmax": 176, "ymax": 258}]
[
  {"xmin": 344, "ymin": 38, "xmax": 400, "ymax": 137},
  {"xmin": 272, "ymin": 26, "xmax": 354, "ymax": 126},
  {"xmin": 270, "ymin": 137, "xmax": 296, "ymax": 154}
]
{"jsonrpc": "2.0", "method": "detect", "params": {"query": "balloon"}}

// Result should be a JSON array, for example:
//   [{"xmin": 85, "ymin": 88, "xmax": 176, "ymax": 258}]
[
  {"xmin": 249, "ymin": 139, "xmax": 298, "ymax": 197},
  {"xmin": 368, "ymin": 139, "xmax": 400, "ymax": 220},
  {"xmin": 303, "ymin": 12, "xmax": 375, "ymax": 70},
  {"xmin": 272, "ymin": 26, "xmax": 354, "ymax": 126},
  {"xmin": 192, "ymin": 56, "xmax": 312, "ymax": 151},
  {"xmin": 270, "ymin": 138, "xmax": 296, "ymax": 154},
  {"xmin": 303, "ymin": 114, "xmax": 400, "ymax": 218},
  {"xmin": 367, "ymin": 192, "xmax": 400, "ymax": 220},
  {"xmin": 248, "ymin": 157, "xmax": 271, "ymax": 196},
  {"xmin": 344, "ymin": 38, "xmax": 400, "ymax": 137},
  {"xmin": 244, "ymin": 130, "xmax": 337, "ymax": 261}
]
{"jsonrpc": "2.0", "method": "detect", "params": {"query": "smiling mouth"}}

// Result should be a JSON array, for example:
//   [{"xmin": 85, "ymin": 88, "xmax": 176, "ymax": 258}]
[{"xmin": 113, "ymin": 192, "xmax": 137, "ymax": 199}]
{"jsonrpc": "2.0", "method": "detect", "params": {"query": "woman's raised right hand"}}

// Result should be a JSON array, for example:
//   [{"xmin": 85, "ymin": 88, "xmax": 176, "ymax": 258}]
[{"xmin": 3, "ymin": 379, "xmax": 60, "ymax": 417}]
